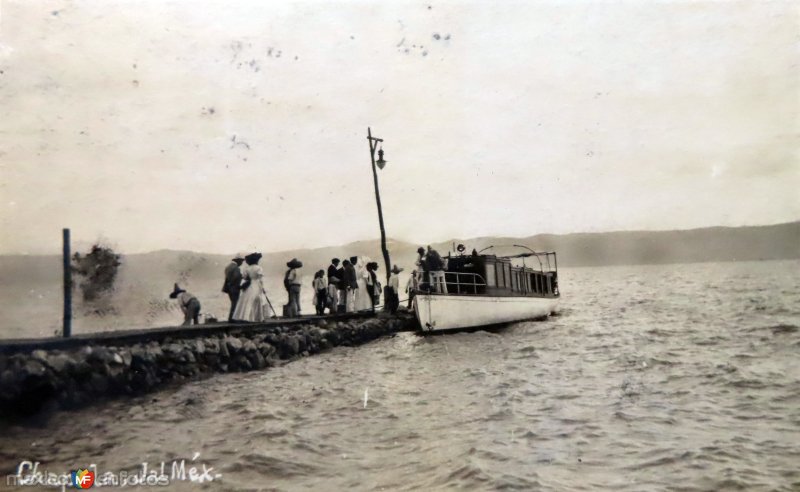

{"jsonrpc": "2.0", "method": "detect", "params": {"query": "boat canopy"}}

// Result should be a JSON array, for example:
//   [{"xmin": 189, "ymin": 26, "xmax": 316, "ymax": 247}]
[{"xmin": 441, "ymin": 253, "xmax": 559, "ymax": 297}]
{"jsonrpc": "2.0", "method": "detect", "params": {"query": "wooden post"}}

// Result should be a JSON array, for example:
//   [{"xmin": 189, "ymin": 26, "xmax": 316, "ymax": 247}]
[{"xmin": 63, "ymin": 228, "xmax": 72, "ymax": 338}]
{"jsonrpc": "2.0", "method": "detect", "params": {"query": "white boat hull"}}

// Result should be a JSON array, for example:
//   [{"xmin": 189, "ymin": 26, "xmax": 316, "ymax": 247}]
[{"xmin": 414, "ymin": 293, "xmax": 559, "ymax": 332}]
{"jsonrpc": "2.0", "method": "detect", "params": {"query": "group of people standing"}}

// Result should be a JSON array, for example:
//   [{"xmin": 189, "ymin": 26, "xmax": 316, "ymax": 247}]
[
  {"xmin": 170, "ymin": 247, "xmax": 427, "ymax": 326},
  {"xmin": 218, "ymin": 252, "xmax": 403, "ymax": 322},
  {"xmin": 414, "ymin": 245, "xmax": 447, "ymax": 294},
  {"xmin": 222, "ymin": 253, "xmax": 306, "ymax": 322},
  {"xmin": 323, "ymin": 256, "xmax": 403, "ymax": 314},
  {"xmin": 168, "ymin": 251, "xmax": 275, "ymax": 326}
]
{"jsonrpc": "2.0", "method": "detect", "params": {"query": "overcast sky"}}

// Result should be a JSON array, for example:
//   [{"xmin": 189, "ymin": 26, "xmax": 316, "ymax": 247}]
[{"xmin": 0, "ymin": 0, "xmax": 798, "ymax": 255}]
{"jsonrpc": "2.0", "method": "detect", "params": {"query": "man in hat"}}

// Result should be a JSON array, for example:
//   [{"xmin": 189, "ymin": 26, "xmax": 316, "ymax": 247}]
[
  {"xmin": 415, "ymin": 247, "xmax": 428, "ymax": 290},
  {"xmin": 385, "ymin": 265, "xmax": 403, "ymax": 313},
  {"xmin": 406, "ymin": 269, "xmax": 419, "ymax": 309},
  {"xmin": 222, "ymin": 252, "xmax": 245, "ymax": 322},
  {"xmin": 285, "ymin": 258, "xmax": 303, "ymax": 317},
  {"xmin": 426, "ymin": 245, "xmax": 446, "ymax": 294},
  {"xmin": 170, "ymin": 283, "xmax": 201, "ymax": 325}
]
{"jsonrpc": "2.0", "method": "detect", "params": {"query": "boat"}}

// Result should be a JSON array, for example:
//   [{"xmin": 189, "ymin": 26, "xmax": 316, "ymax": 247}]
[{"xmin": 413, "ymin": 248, "xmax": 560, "ymax": 332}]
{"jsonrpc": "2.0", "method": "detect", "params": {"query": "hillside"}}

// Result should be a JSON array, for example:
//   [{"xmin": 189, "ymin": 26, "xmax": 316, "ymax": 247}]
[{"xmin": 1, "ymin": 221, "xmax": 798, "ymax": 283}]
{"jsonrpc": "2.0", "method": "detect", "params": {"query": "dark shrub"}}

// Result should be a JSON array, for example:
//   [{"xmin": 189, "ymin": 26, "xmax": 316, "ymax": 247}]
[{"xmin": 71, "ymin": 244, "xmax": 122, "ymax": 302}]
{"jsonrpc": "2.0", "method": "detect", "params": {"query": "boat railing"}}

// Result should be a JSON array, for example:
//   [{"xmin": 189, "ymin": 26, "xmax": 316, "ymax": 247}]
[{"xmin": 418, "ymin": 271, "xmax": 487, "ymax": 295}]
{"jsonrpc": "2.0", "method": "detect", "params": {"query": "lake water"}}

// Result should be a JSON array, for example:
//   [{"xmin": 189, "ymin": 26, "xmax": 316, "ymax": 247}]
[{"xmin": 1, "ymin": 260, "xmax": 798, "ymax": 491}]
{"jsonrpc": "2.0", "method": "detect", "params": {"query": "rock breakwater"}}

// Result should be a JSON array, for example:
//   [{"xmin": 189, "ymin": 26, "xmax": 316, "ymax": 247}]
[{"xmin": 0, "ymin": 313, "xmax": 416, "ymax": 419}]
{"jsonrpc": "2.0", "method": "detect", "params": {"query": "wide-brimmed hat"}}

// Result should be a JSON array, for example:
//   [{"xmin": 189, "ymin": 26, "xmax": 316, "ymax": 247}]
[
  {"xmin": 287, "ymin": 258, "xmax": 303, "ymax": 268},
  {"xmin": 391, "ymin": 265, "xmax": 404, "ymax": 274},
  {"xmin": 233, "ymin": 252, "xmax": 246, "ymax": 261},
  {"xmin": 169, "ymin": 283, "xmax": 185, "ymax": 299},
  {"xmin": 245, "ymin": 252, "xmax": 262, "ymax": 263}
]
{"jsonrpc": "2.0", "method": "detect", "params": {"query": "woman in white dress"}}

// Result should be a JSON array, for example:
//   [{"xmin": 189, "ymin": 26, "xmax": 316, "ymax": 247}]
[
  {"xmin": 233, "ymin": 252, "xmax": 274, "ymax": 322},
  {"xmin": 354, "ymin": 256, "xmax": 373, "ymax": 311}
]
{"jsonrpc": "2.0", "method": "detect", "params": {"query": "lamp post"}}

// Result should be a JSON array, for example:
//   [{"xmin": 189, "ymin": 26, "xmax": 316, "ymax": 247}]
[{"xmin": 367, "ymin": 128, "xmax": 391, "ymax": 290}]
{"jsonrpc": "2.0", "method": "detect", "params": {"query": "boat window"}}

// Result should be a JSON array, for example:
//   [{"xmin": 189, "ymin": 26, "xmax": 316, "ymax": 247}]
[{"xmin": 485, "ymin": 263, "xmax": 496, "ymax": 287}]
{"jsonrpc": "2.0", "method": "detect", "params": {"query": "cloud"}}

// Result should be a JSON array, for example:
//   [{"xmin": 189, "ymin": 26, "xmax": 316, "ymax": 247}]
[{"xmin": 0, "ymin": 0, "xmax": 797, "ymax": 254}]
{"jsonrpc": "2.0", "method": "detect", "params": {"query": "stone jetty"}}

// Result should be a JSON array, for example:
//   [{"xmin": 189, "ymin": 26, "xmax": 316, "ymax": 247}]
[{"xmin": 0, "ymin": 312, "xmax": 417, "ymax": 419}]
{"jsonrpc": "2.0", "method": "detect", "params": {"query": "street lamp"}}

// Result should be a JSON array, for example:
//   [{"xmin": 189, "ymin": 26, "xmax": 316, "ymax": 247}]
[
  {"xmin": 376, "ymin": 148, "xmax": 386, "ymax": 169},
  {"xmin": 367, "ymin": 127, "xmax": 392, "ymax": 292}
]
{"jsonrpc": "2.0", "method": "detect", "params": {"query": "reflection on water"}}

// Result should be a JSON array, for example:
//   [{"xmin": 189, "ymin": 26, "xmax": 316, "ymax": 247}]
[{"xmin": 1, "ymin": 261, "xmax": 799, "ymax": 491}]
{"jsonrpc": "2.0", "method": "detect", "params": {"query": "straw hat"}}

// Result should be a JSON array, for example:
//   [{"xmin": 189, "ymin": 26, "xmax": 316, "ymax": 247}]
[
  {"xmin": 391, "ymin": 265, "xmax": 404, "ymax": 274},
  {"xmin": 233, "ymin": 252, "xmax": 246, "ymax": 260},
  {"xmin": 169, "ymin": 283, "xmax": 185, "ymax": 299},
  {"xmin": 287, "ymin": 258, "xmax": 303, "ymax": 268}
]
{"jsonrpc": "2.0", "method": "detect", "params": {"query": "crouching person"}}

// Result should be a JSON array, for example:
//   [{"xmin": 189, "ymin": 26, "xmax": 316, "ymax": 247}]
[{"xmin": 169, "ymin": 283, "xmax": 201, "ymax": 325}]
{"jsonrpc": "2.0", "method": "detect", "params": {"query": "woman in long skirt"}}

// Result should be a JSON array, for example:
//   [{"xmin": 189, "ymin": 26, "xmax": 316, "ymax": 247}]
[
  {"xmin": 354, "ymin": 256, "xmax": 373, "ymax": 311},
  {"xmin": 233, "ymin": 252, "xmax": 273, "ymax": 322}
]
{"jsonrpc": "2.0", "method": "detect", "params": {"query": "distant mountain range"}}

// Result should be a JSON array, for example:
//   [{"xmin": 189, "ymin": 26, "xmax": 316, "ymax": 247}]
[
  {"xmin": 1, "ymin": 222, "xmax": 798, "ymax": 285},
  {"xmin": 1, "ymin": 221, "xmax": 796, "ymax": 338}
]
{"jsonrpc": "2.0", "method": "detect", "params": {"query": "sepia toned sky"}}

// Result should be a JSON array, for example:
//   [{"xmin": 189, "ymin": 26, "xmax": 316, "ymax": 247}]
[{"xmin": 0, "ymin": 0, "xmax": 798, "ymax": 255}]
